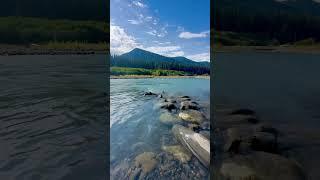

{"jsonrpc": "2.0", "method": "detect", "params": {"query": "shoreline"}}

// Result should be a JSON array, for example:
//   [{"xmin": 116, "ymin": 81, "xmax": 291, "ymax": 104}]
[
  {"xmin": 1, "ymin": 45, "xmax": 320, "ymax": 56},
  {"xmin": 110, "ymin": 75, "xmax": 210, "ymax": 79},
  {"xmin": 214, "ymin": 45, "xmax": 320, "ymax": 54},
  {"xmin": 0, "ymin": 44, "xmax": 107, "ymax": 56}
]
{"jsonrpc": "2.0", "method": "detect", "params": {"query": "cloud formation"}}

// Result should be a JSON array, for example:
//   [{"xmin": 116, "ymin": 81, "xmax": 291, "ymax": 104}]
[
  {"xmin": 110, "ymin": 24, "xmax": 141, "ymax": 55},
  {"xmin": 133, "ymin": 1, "xmax": 147, "ymax": 8},
  {"xmin": 179, "ymin": 31, "xmax": 209, "ymax": 39},
  {"xmin": 187, "ymin": 52, "xmax": 210, "ymax": 61}
]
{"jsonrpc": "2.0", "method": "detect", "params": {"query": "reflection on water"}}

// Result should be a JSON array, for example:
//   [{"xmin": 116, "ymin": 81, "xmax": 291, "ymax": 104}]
[
  {"xmin": 110, "ymin": 78, "xmax": 210, "ymax": 179},
  {"xmin": 0, "ymin": 55, "xmax": 107, "ymax": 179}
]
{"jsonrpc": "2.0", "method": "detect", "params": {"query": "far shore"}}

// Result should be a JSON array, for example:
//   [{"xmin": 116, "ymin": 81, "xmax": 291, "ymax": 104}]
[
  {"xmin": 110, "ymin": 75, "xmax": 210, "ymax": 79},
  {"xmin": 214, "ymin": 45, "xmax": 320, "ymax": 54},
  {"xmin": 0, "ymin": 44, "xmax": 107, "ymax": 56}
]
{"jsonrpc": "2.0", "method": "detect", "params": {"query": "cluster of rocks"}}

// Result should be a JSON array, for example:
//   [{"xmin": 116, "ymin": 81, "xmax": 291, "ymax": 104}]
[
  {"xmin": 111, "ymin": 92, "xmax": 211, "ymax": 180},
  {"xmin": 213, "ymin": 107, "xmax": 308, "ymax": 180}
]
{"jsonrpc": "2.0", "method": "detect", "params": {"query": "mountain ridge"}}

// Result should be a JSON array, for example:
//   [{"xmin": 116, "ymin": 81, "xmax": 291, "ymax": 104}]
[{"xmin": 111, "ymin": 48, "xmax": 210, "ymax": 75}]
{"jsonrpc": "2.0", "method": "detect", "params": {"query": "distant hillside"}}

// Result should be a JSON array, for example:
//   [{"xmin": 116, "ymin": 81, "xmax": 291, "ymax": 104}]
[
  {"xmin": 214, "ymin": 0, "xmax": 320, "ymax": 44},
  {"xmin": 111, "ymin": 48, "xmax": 210, "ymax": 75}
]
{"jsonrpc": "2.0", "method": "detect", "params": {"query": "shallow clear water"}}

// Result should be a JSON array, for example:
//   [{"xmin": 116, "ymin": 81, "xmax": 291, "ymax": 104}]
[{"xmin": 110, "ymin": 78, "xmax": 210, "ymax": 179}]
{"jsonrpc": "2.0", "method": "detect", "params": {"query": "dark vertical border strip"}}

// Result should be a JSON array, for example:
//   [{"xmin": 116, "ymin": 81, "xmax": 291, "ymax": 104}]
[
  {"xmin": 210, "ymin": 0, "xmax": 216, "ymax": 179},
  {"xmin": 106, "ymin": 0, "xmax": 111, "ymax": 179}
]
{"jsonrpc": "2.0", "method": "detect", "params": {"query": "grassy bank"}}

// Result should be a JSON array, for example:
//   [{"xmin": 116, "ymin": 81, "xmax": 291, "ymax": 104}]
[
  {"xmin": 0, "ymin": 17, "xmax": 107, "ymax": 44},
  {"xmin": 111, "ymin": 67, "xmax": 192, "ymax": 76}
]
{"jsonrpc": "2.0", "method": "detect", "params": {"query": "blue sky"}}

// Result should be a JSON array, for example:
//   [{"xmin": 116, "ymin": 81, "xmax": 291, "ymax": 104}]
[{"xmin": 110, "ymin": 0, "xmax": 210, "ymax": 62}]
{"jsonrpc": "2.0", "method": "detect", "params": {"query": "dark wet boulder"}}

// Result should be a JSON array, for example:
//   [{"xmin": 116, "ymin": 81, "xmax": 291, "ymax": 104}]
[
  {"xmin": 160, "ymin": 102, "xmax": 177, "ymax": 111},
  {"xmin": 172, "ymin": 125, "xmax": 210, "ymax": 167},
  {"xmin": 143, "ymin": 92, "xmax": 157, "ymax": 96},
  {"xmin": 165, "ymin": 98, "xmax": 177, "ymax": 103},
  {"xmin": 218, "ymin": 152, "xmax": 307, "ymax": 180},
  {"xmin": 180, "ymin": 101, "xmax": 200, "ymax": 110},
  {"xmin": 229, "ymin": 108, "xmax": 256, "ymax": 115}
]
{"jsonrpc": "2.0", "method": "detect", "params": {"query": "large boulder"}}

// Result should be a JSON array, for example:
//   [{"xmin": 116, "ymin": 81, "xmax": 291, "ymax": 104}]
[
  {"xmin": 179, "ymin": 110, "xmax": 205, "ymax": 124},
  {"xmin": 218, "ymin": 152, "xmax": 306, "ymax": 180},
  {"xmin": 172, "ymin": 125, "xmax": 210, "ymax": 167}
]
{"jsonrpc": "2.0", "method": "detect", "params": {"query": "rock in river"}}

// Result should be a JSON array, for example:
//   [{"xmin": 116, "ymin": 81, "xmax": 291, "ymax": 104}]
[
  {"xmin": 180, "ymin": 101, "xmax": 200, "ymax": 110},
  {"xmin": 162, "ymin": 145, "xmax": 192, "ymax": 163},
  {"xmin": 160, "ymin": 102, "xmax": 177, "ymax": 111},
  {"xmin": 179, "ymin": 110, "xmax": 205, "ymax": 124},
  {"xmin": 159, "ymin": 112, "xmax": 181, "ymax": 124},
  {"xmin": 144, "ymin": 92, "xmax": 157, "ymax": 96},
  {"xmin": 172, "ymin": 125, "xmax": 210, "ymax": 167},
  {"xmin": 218, "ymin": 151, "xmax": 306, "ymax": 180}
]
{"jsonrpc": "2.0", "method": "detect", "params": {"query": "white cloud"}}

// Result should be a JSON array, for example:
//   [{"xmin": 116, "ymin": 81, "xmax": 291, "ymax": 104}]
[
  {"xmin": 110, "ymin": 24, "xmax": 141, "ymax": 55},
  {"xmin": 146, "ymin": 30, "xmax": 157, "ymax": 36},
  {"xmin": 128, "ymin": 19, "xmax": 141, "ymax": 25},
  {"xmin": 133, "ymin": 1, "xmax": 147, "ymax": 8},
  {"xmin": 145, "ymin": 16, "xmax": 153, "ymax": 21},
  {"xmin": 143, "ymin": 46, "xmax": 184, "ymax": 57},
  {"xmin": 187, "ymin": 52, "xmax": 210, "ymax": 62},
  {"xmin": 179, "ymin": 31, "xmax": 209, "ymax": 39}
]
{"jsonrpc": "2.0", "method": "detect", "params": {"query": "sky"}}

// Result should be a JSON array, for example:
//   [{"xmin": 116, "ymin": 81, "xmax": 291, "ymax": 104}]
[{"xmin": 110, "ymin": 0, "xmax": 210, "ymax": 62}]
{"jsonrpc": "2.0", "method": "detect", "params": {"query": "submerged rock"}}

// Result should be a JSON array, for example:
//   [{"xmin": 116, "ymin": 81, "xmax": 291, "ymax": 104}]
[
  {"xmin": 179, "ymin": 110, "xmax": 205, "ymax": 124},
  {"xmin": 218, "ymin": 152, "xmax": 306, "ymax": 180},
  {"xmin": 134, "ymin": 152, "xmax": 158, "ymax": 175},
  {"xmin": 159, "ymin": 112, "xmax": 181, "ymax": 124},
  {"xmin": 162, "ymin": 145, "xmax": 192, "ymax": 163},
  {"xmin": 144, "ymin": 92, "xmax": 157, "ymax": 96},
  {"xmin": 172, "ymin": 125, "xmax": 210, "ymax": 167},
  {"xmin": 180, "ymin": 101, "xmax": 200, "ymax": 110},
  {"xmin": 223, "ymin": 127, "xmax": 278, "ymax": 154}
]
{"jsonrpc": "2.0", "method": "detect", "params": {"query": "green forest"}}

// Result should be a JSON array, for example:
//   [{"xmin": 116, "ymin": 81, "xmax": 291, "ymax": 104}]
[
  {"xmin": 0, "ymin": 0, "xmax": 107, "ymax": 45},
  {"xmin": 213, "ymin": 0, "xmax": 320, "ymax": 46}
]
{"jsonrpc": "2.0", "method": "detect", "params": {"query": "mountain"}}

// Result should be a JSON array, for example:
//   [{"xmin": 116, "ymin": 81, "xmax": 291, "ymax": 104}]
[
  {"xmin": 214, "ymin": 0, "xmax": 320, "ymax": 44},
  {"xmin": 111, "ymin": 48, "xmax": 210, "ymax": 75}
]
